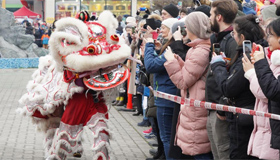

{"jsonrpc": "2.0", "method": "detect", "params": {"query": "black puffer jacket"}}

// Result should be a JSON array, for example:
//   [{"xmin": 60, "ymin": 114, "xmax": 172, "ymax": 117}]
[
  {"xmin": 211, "ymin": 48, "xmax": 256, "ymax": 159},
  {"xmin": 255, "ymin": 58, "xmax": 280, "ymax": 149},
  {"xmin": 205, "ymin": 29, "xmax": 237, "ymax": 104}
]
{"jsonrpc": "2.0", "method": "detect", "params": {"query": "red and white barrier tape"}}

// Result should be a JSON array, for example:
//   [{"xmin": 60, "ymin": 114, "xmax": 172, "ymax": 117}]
[{"xmin": 149, "ymin": 87, "xmax": 280, "ymax": 121}]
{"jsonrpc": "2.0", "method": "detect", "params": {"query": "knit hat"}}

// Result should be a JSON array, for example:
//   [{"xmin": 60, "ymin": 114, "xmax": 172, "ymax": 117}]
[
  {"xmin": 243, "ymin": 0, "xmax": 257, "ymax": 10},
  {"xmin": 125, "ymin": 22, "xmax": 137, "ymax": 28},
  {"xmin": 185, "ymin": 12, "xmax": 211, "ymax": 39},
  {"xmin": 163, "ymin": 4, "xmax": 180, "ymax": 18},
  {"xmin": 126, "ymin": 16, "xmax": 136, "ymax": 23},
  {"xmin": 194, "ymin": 5, "xmax": 211, "ymax": 17},
  {"xmin": 171, "ymin": 21, "xmax": 185, "ymax": 34},
  {"xmin": 243, "ymin": 6, "xmax": 257, "ymax": 15},
  {"xmin": 152, "ymin": 10, "xmax": 161, "ymax": 16},
  {"xmin": 261, "ymin": 5, "xmax": 280, "ymax": 21},
  {"xmin": 162, "ymin": 18, "xmax": 178, "ymax": 29},
  {"xmin": 270, "ymin": 0, "xmax": 276, "ymax": 3}
]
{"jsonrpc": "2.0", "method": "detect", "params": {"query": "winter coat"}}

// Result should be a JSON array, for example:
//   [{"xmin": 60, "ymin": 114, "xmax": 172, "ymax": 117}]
[
  {"xmin": 164, "ymin": 38, "xmax": 211, "ymax": 155},
  {"xmin": 211, "ymin": 47, "xmax": 256, "ymax": 159},
  {"xmin": 205, "ymin": 28, "xmax": 237, "ymax": 104},
  {"xmin": 254, "ymin": 49, "xmax": 280, "ymax": 150},
  {"xmin": 246, "ymin": 51, "xmax": 279, "ymax": 159},
  {"xmin": 144, "ymin": 42, "xmax": 177, "ymax": 108}
]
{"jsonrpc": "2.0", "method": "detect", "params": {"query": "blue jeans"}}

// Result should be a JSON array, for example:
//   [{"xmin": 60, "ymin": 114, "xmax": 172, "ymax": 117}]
[
  {"xmin": 194, "ymin": 152, "xmax": 213, "ymax": 160},
  {"xmin": 157, "ymin": 106, "xmax": 174, "ymax": 160}
]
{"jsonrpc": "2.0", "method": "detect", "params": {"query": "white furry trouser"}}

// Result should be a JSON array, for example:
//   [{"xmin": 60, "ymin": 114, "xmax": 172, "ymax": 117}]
[{"xmin": 46, "ymin": 120, "xmax": 111, "ymax": 160}]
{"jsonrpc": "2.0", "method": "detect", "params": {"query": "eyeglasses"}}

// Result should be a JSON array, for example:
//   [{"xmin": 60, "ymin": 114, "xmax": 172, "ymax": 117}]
[{"xmin": 230, "ymin": 31, "xmax": 234, "ymax": 37}]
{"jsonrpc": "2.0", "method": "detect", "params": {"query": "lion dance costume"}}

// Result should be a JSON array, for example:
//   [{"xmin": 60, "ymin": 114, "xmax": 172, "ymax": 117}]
[{"xmin": 17, "ymin": 11, "xmax": 131, "ymax": 160}]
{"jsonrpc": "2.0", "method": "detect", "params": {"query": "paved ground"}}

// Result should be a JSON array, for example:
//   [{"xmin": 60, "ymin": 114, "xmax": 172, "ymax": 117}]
[{"xmin": 0, "ymin": 69, "xmax": 155, "ymax": 160}]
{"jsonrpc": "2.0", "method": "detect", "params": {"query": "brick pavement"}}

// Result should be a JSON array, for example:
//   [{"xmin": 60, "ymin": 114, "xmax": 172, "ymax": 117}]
[{"xmin": 0, "ymin": 69, "xmax": 154, "ymax": 160}]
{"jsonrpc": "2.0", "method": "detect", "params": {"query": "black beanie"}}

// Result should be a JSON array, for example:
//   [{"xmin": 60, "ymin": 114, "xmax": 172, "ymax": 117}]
[
  {"xmin": 194, "ymin": 5, "xmax": 211, "ymax": 17},
  {"xmin": 163, "ymin": 4, "xmax": 179, "ymax": 18}
]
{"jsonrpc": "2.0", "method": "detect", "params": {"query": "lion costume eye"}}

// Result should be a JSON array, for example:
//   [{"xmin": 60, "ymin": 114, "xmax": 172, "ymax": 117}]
[
  {"xmin": 86, "ymin": 44, "xmax": 102, "ymax": 55},
  {"xmin": 87, "ymin": 44, "xmax": 96, "ymax": 55}
]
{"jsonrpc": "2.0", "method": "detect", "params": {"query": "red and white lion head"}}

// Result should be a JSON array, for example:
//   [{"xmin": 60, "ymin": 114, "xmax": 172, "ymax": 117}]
[{"xmin": 49, "ymin": 11, "xmax": 131, "ymax": 90}]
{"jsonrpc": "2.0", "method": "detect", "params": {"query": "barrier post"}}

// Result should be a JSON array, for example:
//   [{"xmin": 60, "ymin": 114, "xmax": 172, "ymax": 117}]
[{"xmin": 118, "ymin": 72, "xmax": 135, "ymax": 112}]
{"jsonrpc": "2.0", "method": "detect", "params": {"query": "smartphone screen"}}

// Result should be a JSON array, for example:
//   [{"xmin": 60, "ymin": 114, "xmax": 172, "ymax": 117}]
[
  {"xmin": 140, "ymin": 7, "xmax": 146, "ymax": 11},
  {"xmin": 213, "ymin": 43, "xmax": 220, "ymax": 55},
  {"xmin": 243, "ymin": 40, "xmax": 252, "ymax": 54},
  {"xmin": 180, "ymin": 27, "xmax": 187, "ymax": 36}
]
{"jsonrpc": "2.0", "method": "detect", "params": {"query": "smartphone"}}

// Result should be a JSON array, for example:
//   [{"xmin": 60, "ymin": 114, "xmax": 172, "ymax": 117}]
[
  {"xmin": 213, "ymin": 43, "xmax": 220, "ymax": 55},
  {"xmin": 146, "ymin": 18, "xmax": 157, "ymax": 30},
  {"xmin": 140, "ymin": 7, "xmax": 146, "ymax": 11},
  {"xmin": 180, "ymin": 27, "xmax": 187, "ymax": 36},
  {"xmin": 132, "ymin": 27, "xmax": 136, "ymax": 34},
  {"xmin": 243, "ymin": 40, "xmax": 252, "ymax": 54},
  {"xmin": 151, "ymin": 31, "xmax": 158, "ymax": 40}
]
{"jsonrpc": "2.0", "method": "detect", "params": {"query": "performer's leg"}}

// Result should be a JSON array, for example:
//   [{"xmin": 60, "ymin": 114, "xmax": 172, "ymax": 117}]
[
  {"xmin": 47, "ymin": 92, "xmax": 90, "ymax": 160},
  {"xmin": 85, "ymin": 96, "xmax": 111, "ymax": 160}
]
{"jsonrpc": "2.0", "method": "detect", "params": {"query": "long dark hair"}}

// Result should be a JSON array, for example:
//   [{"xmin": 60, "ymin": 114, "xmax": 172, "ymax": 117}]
[
  {"xmin": 266, "ymin": 18, "xmax": 280, "ymax": 37},
  {"xmin": 230, "ymin": 14, "xmax": 265, "ymax": 66}
]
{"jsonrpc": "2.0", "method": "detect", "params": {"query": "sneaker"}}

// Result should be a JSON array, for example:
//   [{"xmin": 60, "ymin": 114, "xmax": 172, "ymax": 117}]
[
  {"xmin": 148, "ymin": 140, "xmax": 158, "ymax": 147},
  {"xmin": 149, "ymin": 148, "xmax": 157, "ymax": 156},
  {"xmin": 143, "ymin": 128, "xmax": 152, "ymax": 135},
  {"xmin": 137, "ymin": 120, "xmax": 151, "ymax": 127},
  {"xmin": 144, "ymin": 132, "xmax": 156, "ymax": 139}
]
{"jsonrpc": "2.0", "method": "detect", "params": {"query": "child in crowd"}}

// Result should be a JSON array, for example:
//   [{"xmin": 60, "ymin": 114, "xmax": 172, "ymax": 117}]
[{"xmin": 41, "ymin": 30, "xmax": 50, "ymax": 49}]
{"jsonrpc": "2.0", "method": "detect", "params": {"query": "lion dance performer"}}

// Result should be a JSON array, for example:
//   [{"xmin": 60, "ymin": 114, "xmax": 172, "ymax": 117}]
[{"xmin": 16, "ymin": 11, "xmax": 131, "ymax": 160}]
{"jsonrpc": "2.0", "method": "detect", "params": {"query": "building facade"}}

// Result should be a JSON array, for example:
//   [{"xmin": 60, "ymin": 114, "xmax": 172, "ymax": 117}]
[{"xmin": 2, "ymin": 0, "xmax": 151, "ymax": 24}]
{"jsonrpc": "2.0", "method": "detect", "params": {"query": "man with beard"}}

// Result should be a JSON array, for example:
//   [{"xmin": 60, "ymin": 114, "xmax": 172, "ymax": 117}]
[
  {"xmin": 205, "ymin": 0, "xmax": 238, "ymax": 159},
  {"xmin": 276, "ymin": 0, "xmax": 280, "ymax": 16}
]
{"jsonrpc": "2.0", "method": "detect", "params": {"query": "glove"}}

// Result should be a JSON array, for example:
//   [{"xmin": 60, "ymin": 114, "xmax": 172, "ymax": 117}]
[{"xmin": 210, "ymin": 55, "xmax": 225, "ymax": 64}]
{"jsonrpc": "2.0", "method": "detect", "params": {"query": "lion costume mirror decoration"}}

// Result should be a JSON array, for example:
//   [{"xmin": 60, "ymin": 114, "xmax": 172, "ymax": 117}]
[{"xmin": 17, "ymin": 11, "xmax": 131, "ymax": 160}]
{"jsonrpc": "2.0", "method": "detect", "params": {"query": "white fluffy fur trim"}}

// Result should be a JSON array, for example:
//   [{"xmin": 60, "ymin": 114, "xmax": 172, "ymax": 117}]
[
  {"xmin": 64, "ymin": 43, "xmax": 131, "ymax": 72},
  {"xmin": 89, "ymin": 127, "xmax": 113, "ymax": 140},
  {"xmin": 101, "ymin": 87, "xmax": 119, "ymax": 108},
  {"xmin": 271, "ymin": 50, "xmax": 280, "ymax": 66},
  {"xmin": 98, "ymin": 11, "xmax": 118, "ymax": 43},
  {"xmin": 54, "ymin": 17, "xmax": 88, "ymax": 38}
]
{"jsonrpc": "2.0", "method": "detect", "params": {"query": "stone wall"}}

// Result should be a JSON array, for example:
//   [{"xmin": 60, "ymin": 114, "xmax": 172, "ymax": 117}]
[{"xmin": 0, "ymin": 8, "xmax": 48, "ymax": 58}]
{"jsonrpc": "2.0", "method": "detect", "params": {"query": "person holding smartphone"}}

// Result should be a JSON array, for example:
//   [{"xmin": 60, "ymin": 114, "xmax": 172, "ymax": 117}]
[
  {"xmin": 164, "ymin": 12, "xmax": 212, "ymax": 159},
  {"xmin": 243, "ymin": 18, "xmax": 280, "ymax": 159},
  {"xmin": 211, "ymin": 14, "xmax": 266, "ymax": 159},
  {"xmin": 143, "ymin": 18, "xmax": 178, "ymax": 160}
]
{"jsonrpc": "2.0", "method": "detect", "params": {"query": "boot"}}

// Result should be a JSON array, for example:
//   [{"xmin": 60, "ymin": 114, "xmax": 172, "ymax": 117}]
[
  {"xmin": 149, "ymin": 148, "xmax": 157, "ymax": 156},
  {"xmin": 112, "ymin": 97, "xmax": 120, "ymax": 105},
  {"xmin": 116, "ymin": 97, "xmax": 124, "ymax": 106},
  {"xmin": 132, "ymin": 111, "xmax": 143, "ymax": 116},
  {"xmin": 137, "ymin": 119, "xmax": 151, "ymax": 127}
]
